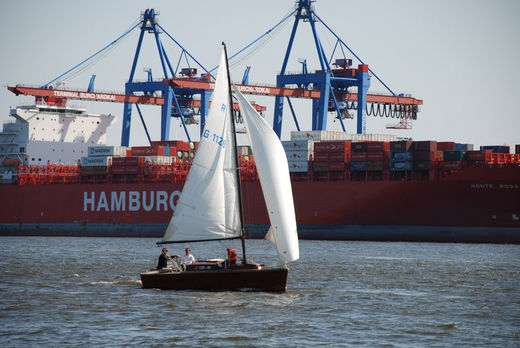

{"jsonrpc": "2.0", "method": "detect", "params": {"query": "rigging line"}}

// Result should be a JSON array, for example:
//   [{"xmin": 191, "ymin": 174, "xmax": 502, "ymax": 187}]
[
  {"xmin": 205, "ymin": 8, "xmax": 297, "ymax": 77},
  {"xmin": 157, "ymin": 24, "xmax": 213, "ymax": 77},
  {"xmin": 313, "ymin": 12, "xmax": 397, "ymax": 97},
  {"xmin": 328, "ymin": 39, "xmax": 340, "ymax": 66},
  {"xmin": 42, "ymin": 19, "xmax": 142, "ymax": 88}
]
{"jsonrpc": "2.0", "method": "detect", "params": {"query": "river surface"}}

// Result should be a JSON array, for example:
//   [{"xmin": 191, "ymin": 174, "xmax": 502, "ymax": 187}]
[{"xmin": 0, "ymin": 237, "xmax": 518, "ymax": 347}]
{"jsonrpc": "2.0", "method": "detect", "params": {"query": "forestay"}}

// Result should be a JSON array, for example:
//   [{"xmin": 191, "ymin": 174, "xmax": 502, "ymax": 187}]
[
  {"xmin": 235, "ymin": 88, "xmax": 299, "ymax": 264},
  {"xmin": 162, "ymin": 48, "xmax": 241, "ymax": 243}
]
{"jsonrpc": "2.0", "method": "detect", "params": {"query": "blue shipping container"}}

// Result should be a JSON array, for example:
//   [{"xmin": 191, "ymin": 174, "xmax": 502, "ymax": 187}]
[
  {"xmin": 390, "ymin": 151, "xmax": 413, "ymax": 162},
  {"xmin": 455, "ymin": 143, "xmax": 474, "ymax": 151},
  {"xmin": 480, "ymin": 145, "xmax": 510, "ymax": 154},
  {"xmin": 389, "ymin": 161, "xmax": 413, "ymax": 171},
  {"xmin": 350, "ymin": 161, "xmax": 367, "ymax": 171}
]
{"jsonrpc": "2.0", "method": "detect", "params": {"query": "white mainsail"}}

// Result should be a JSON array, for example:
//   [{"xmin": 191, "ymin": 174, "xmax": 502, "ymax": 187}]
[
  {"xmin": 234, "ymin": 88, "xmax": 299, "ymax": 264},
  {"xmin": 162, "ymin": 47, "xmax": 241, "ymax": 243}
]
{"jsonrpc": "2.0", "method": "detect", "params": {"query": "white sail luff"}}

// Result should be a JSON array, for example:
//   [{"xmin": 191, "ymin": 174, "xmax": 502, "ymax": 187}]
[
  {"xmin": 235, "ymin": 88, "xmax": 299, "ymax": 263},
  {"xmin": 162, "ymin": 48, "xmax": 241, "ymax": 243}
]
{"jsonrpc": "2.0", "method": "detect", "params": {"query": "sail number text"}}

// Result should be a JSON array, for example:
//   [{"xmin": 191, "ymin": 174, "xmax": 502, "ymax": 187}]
[{"xmin": 203, "ymin": 129, "xmax": 226, "ymax": 148}]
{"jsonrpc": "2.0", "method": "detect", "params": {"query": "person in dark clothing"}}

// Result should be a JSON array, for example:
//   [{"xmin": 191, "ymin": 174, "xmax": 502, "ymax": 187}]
[{"xmin": 157, "ymin": 248, "xmax": 172, "ymax": 269}]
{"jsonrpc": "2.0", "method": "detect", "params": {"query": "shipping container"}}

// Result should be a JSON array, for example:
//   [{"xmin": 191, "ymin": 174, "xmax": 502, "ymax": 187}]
[
  {"xmin": 467, "ymin": 150, "xmax": 492, "ymax": 161},
  {"xmin": 414, "ymin": 161, "xmax": 433, "ymax": 171},
  {"xmin": 312, "ymin": 153, "xmax": 329, "ymax": 161},
  {"xmin": 328, "ymin": 162, "xmax": 346, "ymax": 171},
  {"xmin": 444, "ymin": 161, "xmax": 464, "ymax": 171},
  {"xmin": 290, "ymin": 130, "xmax": 348, "ymax": 141},
  {"xmin": 413, "ymin": 151, "xmax": 436, "ymax": 161},
  {"xmin": 455, "ymin": 143, "xmax": 474, "ymax": 151},
  {"xmin": 351, "ymin": 142, "xmax": 368, "ymax": 152},
  {"xmin": 312, "ymin": 162, "xmax": 329, "ymax": 172},
  {"xmin": 350, "ymin": 161, "xmax": 367, "ymax": 171},
  {"xmin": 389, "ymin": 161, "xmax": 413, "ymax": 171},
  {"xmin": 282, "ymin": 140, "xmax": 314, "ymax": 152},
  {"xmin": 516, "ymin": 145, "xmax": 520, "ymax": 154},
  {"xmin": 144, "ymin": 156, "xmax": 174, "ymax": 165},
  {"xmin": 111, "ymin": 156, "xmax": 144, "ymax": 167},
  {"xmin": 150, "ymin": 140, "xmax": 190, "ymax": 151},
  {"xmin": 328, "ymin": 152, "xmax": 350, "ymax": 162},
  {"xmin": 367, "ymin": 161, "xmax": 385, "ymax": 171},
  {"xmin": 351, "ymin": 152, "xmax": 368, "ymax": 161},
  {"xmin": 443, "ymin": 150, "xmax": 467, "ymax": 161},
  {"xmin": 111, "ymin": 166, "xmax": 142, "ymax": 175},
  {"xmin": 285, "ymin": 150, "xmax": 310, "ymax": 161},
  {"xmin": 88, "ymin": 146, "xmax": 127, "ymax": 157},
  {"xmin": 314, "ymin": 141, "xmax": 351, "ymax": 153},
  {"xmin": 480, "ymin": 145, "xmax": 510, "ymax": 154},
  {"xmin": 437, "ymin": 142, "xmax": 456, "ymax": 151},
  {"xmin": 413, "ymin": 141, "xmax": 437, "ymax": 152},
  {"xmin": 366, "ymin": 141, "xmax": 389, "ymax": 152},
  {"xmin": 390, "ymin": 151, "xmax": 413, "ymax": 162},
  {"xmin": 287, "ymin": 160, "xmax": 309, "ymax": 172},
  {"xmin": 81, "ymin": 156, "xmax": 111, "ymax": 167},
  {"xmin": 390, "ymin": 141, "xmax": 412, "ymax": 152},
  {"xmin": 80, "ymin": 166, "xmax": 109, "ymax": 175},
  {"xmin": 131, "ymin": 146, "xmax": 165, "ymax": 156},
  {"xmin": 366, "ymin": 151, "xmax": 385, "ymax": 161}
]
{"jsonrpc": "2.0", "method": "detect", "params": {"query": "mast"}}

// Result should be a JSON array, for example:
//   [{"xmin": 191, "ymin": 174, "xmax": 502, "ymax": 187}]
[{"xmin": 222, "ymin": 42, "xmax": 247, "ymax": 264}]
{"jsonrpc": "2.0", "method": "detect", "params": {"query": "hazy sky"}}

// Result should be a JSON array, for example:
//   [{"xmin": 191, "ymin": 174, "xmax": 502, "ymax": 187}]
[{"xmin": 1, "ymin": 0, "xmax": 519, "ymax": 149}]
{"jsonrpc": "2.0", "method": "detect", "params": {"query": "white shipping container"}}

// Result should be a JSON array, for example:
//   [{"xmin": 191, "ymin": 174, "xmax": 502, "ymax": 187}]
[
  {"xmin": 287, "ymin": 160, "xmax": 309, "ymax": 172},
  {"xmin": 285, "ymin": 150, "xmax": 310, "ymax": 161},
  {"xmin": 291, "ymin": 130, "xmax": 349, "ymax": 141},
  {"xmin": 88, "ymin": 146, "xmax": 127, "ymax": 157},
  {"xmin": 282, "ymin": 140, "xmax": 314, "ymax": 152},
  {"xmin": 144, "ymin": 156, "xmax": 174, "ymax": 165},
  {"xmin": 81, "ymin": 156, "xmax": 111, "ymax": 167}
]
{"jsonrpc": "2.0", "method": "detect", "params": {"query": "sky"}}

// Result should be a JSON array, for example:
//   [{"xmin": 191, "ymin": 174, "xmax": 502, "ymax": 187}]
[{"xmin": 1, "ymin": 0, "xmax": 519, "ymax": 149}]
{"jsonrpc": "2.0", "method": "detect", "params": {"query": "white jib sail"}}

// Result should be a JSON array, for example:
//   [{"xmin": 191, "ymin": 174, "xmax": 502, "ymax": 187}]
[
  {"xmin": 234, "ymin": 87, "xmax": 299, "ymax": 264},
  {"xmin": 162, "ymin": 47, "xmax": 241, "ymax": 243}
]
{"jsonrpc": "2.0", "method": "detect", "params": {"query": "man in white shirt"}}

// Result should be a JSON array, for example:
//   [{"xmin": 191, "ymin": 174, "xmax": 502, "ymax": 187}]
[{"xmin": 181, "ymin": 248, "xmax": 196, "ymax": 265}]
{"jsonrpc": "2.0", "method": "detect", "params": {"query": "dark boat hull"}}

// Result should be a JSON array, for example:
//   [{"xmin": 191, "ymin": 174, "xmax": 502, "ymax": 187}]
[{"xmin": 140, "ymin": 267, "xmax": 288, "ymax": 291}]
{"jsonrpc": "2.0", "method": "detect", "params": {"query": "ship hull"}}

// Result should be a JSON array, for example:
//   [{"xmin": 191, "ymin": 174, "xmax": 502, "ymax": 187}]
[
  {"xmin": 140, "ymin": 267, "xmax": 288, "ymax": 291},
  {"xmin": 1, "ymin": 164, "xmax": 519, "ymax": 243}
]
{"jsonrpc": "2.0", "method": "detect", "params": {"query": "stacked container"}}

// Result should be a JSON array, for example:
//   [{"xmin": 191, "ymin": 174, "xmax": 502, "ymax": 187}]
[
  {"xmin": 480, "ymin": 145, "xmax": 510, "ymax": 154},
  {"xmin": 389, "ymin": 141, "xmax": 413, "ymax": 171},
  {"xmin": 312, "ymin": 141, "xmax": 351, "ymax": 172},
  {"xmin": 365, "ymin": 141, "xmax": 389, "ymax": 171},
  {"xmin": 81, "ymin": 145, "xmax": 127, "ymax": 176},
  {"xmin": 282, "ymin": 140, "xmax": 314, "ymax": 172},
  {"xmin": 111, "ymin": 156, "xmax": 145, "ymax": 175},
  {"xmin": 350, "ymin": 142, "xmax": 368, "ymax": 172},
  {"xmin": 412, "ymin": 141, "xmax": 440, "ymax": 171}
]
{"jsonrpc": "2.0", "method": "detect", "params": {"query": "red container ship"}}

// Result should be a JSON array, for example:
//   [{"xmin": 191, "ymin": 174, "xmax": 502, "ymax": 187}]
[{"xmin": 0, "ymin": 104, "xmax": 519, "ymax": 243}]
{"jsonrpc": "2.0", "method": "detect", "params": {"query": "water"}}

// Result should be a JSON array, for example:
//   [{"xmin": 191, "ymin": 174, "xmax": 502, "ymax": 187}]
[{"xmin": 0, "ymin": 237, "xmax": 518, "ymax": 347}]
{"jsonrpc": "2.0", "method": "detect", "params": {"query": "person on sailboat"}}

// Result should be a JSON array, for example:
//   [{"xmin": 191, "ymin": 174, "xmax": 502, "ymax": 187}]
[
  {"xmin": 227, "ymin": 248, "xmax": 237, "ymax": 265},
  {"xmin": 157, "ymin": 248, "xmax": 172, "ymax": 269},
  {"xmin": 181, "ymin": 248, "xmax": 196, "ymax": 265}
]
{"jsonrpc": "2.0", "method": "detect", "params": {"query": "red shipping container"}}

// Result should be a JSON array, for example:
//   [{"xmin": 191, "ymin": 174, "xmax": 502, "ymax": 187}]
[
  {"xmin": 329, "ymin": 162, "xmax": 346, "ymax": 171},
  {"xmin": 367, "ymin": 151, "xmax": 385, "ymax": 161},
  {"xmin": 131, "ymin": 146, "xmax": 165, "ymax": 156},
  {"xmin": 413, "ymin": 141, "xmax": 437, "ymax": 152},
  {"xmin": 467, "ymin": 150, "xmax": 492, "ymax": 161},
  {"xmin": 444, "ymin": 161, "xmax": 463, "ymax": 171},
  {"xmin": 437, "ymin": 142, "xmax": 456, "ymax": 151},
  {"xmin": 314, "ymin": 141, "xmax": 351, "ymax": 153},
  {"xmin": 413, "ymin": 151, "xmax": 436, "ymax": 161},
  {"xmin": 126, "ymin": 149, "xmax": 132, "ymax": 157},
  {"xmin": 328, "ymin": 152, "xmax": 350, "ymax": 162},
  {"xmin": 366, "ymin": 142, "xmax": 389, "ymax": 152},
  {"xmin": 351, "ymin": 152, "xmax": 367, "ymax": 161},
  {"xmin": 313, "ymin": 153, "xmax": 329, "ymax": 161},
  {"xmin": 414, "ymin": 161, "xmax": 432, "ymax": 171},
  {"xmin": 112, "ymin": 156, "xmax": 144, "ymax": 166},
  {"xmin": 151, "ymin": 141, "xmax": 190, "ymax": 151}
]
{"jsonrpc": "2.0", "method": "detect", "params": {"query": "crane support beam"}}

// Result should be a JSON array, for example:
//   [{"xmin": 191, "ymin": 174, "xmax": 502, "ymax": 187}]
[
  {"xmin": 6, "ymin": 85, "xmax": 266, "ymax": 111},
  {"xmin": 164, "ymin": 79, "xmax": 422, "ymax": 105}
]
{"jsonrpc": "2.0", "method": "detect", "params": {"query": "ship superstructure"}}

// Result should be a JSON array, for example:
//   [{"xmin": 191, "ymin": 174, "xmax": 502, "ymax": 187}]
[{"xmin": 0, "ymin": 100, "xmax": 114, "ymax": 183}]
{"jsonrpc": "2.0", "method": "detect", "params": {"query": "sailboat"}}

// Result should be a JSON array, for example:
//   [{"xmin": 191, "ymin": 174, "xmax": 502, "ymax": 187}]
[{"xmin": 140, "ymin": 43, "xmax": 299, "ymax": 291}]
